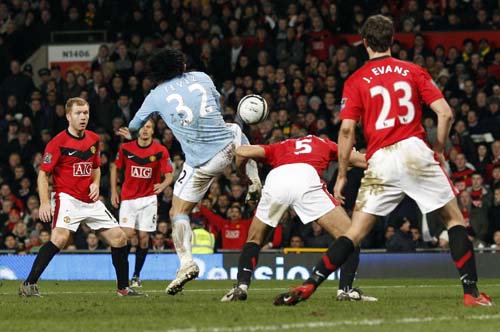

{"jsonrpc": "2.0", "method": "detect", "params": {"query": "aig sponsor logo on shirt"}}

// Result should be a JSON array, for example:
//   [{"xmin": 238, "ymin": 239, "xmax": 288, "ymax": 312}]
[
  {"xmin": 131, "ymin": 166, "xmax": 152, "ymax": 178},
  {"xmin": 73, "ymin": 162, "xmax": 92, "ymax": 176}
]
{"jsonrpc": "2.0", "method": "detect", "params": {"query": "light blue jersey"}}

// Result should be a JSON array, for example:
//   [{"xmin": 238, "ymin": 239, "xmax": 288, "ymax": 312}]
[{"xmin": 129, "ymin": 71, "xmax": 234, "ymax": 167}]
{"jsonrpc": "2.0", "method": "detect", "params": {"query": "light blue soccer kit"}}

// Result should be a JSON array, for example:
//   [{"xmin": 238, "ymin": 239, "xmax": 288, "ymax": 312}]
[{"xmin": 129, "ymin": 71, "xmax": 255, "ymax": 202}]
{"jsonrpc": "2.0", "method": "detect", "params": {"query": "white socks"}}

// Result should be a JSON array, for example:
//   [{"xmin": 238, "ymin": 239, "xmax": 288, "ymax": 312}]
[{"xmin": 172, "ymin": 214, "xmax": 194, "ymax": 268}]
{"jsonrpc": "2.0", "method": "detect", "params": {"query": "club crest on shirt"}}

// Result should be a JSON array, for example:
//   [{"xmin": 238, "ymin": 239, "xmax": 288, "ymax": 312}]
[
  {"xmin": 63, "ymin": 216, "xmax": 70, "ymax": 223},
  {"xmin": 90, "ymin": 146, "xmax": 96, "ymax": 154},
  {"xmin": 149, "ymin": 155, "xmax": 156, "ymax": 162},
  {"xmin": 43, "ymin": 153, "xmax": 52, "ymax": 164},
  {"xmin": 121, "ymin": 217, "xmax": 128, "ymax": 223}
]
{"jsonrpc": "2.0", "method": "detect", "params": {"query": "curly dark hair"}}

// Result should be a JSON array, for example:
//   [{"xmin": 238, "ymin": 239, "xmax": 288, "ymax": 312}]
[
  {"xmin": 147, "ymin": 47, "xmax": 186, "ymax": 83},
  {"xmin": 360, "ymin": 15, "xmax": 394, "ymax": 52}
]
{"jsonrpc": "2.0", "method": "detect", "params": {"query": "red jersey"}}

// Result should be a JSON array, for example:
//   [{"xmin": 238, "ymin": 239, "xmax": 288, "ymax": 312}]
[
  {"xmin": 340, "ymin": 56, "xmax": 443, "ymax": 159},
  {"xmin": 41, "ymin": 130, "xmax": 100, "ymax": 203},
  {"xmin": 469, "ymin": 188, "xmax": 487, "ymax": 208},
  {"xmin": 261, "ymin": 135, "xmax": 338, "ymax": 176},
  {"xmin": 308, "ymin": 29, "xmax": 334, "ymax": 61},
  {"xmin": 114, "ymin": 140, "xmax": 173, "ymax": 200},
  {"xmin": 199, "ymin": 205, "xmax": 252, "ymax": 250},
  {"xmin": 451, "ymin": 168, "xmax": 474, "ymax": 192},
  {"xmin": 199, "ymin": 206, "xmax": 282, "ymax": 249}
]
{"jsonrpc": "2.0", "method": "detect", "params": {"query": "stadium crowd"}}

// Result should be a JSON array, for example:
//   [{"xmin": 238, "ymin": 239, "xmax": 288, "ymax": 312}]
[{"xmin": 0, "ymin": 0, "xmax": 499, "ymax": 254}]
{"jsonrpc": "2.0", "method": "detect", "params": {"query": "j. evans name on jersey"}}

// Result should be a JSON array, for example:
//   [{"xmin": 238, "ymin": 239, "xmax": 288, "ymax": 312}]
[
  {"xmin": 131, "ymin": 166, "xmax": 153, "ymax": 179},
  {"xmin": 371, "ymin": 65, "xmax": 409, "ymax": 77},
  {"xmin": 362, "ymin": 65, "xmax": 410, "ymax": 84}
]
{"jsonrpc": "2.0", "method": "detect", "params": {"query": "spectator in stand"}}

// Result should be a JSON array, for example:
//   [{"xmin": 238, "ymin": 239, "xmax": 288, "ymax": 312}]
[
  {"xmin": 491, "ymin": 230, "xmax": 500, "ymax": 250},
  {"xmin": 152, "ymin": 231, "xmax": 168, "ymax": 250},
  {"xmin": 451, "ymin": 153, "xmax": 476, "ymax": 192},
  {"xmin": 2, "ymin": 233, "xmax": 17, "ymax": 250},
  {"xmin": 0, "ymin": 59, "xmax": 34, "ymax": 104},
  {"xmin": 30, "ymin": 229, "xmax": 50, "ymax": 253},
  {"xmin": 304, "ymin": 221, "xmax": 334, "ymax": 248},
  {"xmin": 488, "ymin": 187, "xmax": 500, "ymax": 239},
  {"xmin": 469, "ymin": 173, "xmax": 492, "ymax": 209},
  {"xmin": 199, "ymin": 203, "xmax": 253, "ymax": 250},
  {"xmin": 85, "ymin": 233, "xmax": 104, "ymax": 251},
  {"xmin": 289, "ymin": 235, "xmax": 304, "ymax": 248},
  {"xmin": 458, "ymin": 191, "xmax": 488, "ymax": 245},
  {"xmin": 386, "ymin": 217, "xmax": 416, "ymax": 252}
]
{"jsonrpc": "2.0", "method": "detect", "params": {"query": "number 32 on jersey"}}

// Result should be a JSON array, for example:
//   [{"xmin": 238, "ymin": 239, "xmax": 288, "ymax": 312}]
[{"xmin": 166, "ymin": 83, "xmax": 214, "ymax": 126}]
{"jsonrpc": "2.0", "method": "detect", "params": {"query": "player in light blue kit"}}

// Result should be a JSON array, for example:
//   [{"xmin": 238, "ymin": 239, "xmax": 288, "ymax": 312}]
[{"xmin": 129, "ymin": 48, "xmax": 261, "ymax": 295}]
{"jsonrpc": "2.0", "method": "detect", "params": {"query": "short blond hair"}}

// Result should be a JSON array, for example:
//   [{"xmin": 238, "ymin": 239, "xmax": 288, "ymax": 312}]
[{"xmin": 65, "ymin": 97, "xmax": 89, "ymax": 114}]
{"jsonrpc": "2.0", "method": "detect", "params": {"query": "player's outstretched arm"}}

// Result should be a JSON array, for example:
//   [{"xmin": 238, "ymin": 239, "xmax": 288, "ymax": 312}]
[
  {"xmin": 128, "ymin": 93, "xmax": 157, "ymax": 132},
  {"xmin": 430, "ymin": 98, "xmax": 454, "ymax": 164},
  {"xmin": 37, "ymin": 170, "xmax": 52, "ymax": 223},
  {"xmin": 110, "ymin": 163, "xmax": 120, "ymax": 208},
  {"xmin": 235, "ymin": 145, "xmax": 265, "ymax": 170}
]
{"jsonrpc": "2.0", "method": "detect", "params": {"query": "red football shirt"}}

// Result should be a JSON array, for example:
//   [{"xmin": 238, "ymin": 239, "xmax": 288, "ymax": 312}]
[
  {"xmin": 114, "ymin": 140, "xmax": 173, "ymax": 200},
  {"xmin": 451, "ymin": 168, "xmax": 474, "ymax": 192},
  {"xmin": 340, "ymin": 56, "xmax": 443, "ymax": 160},
  {"xmin": 199, "ymin": 205, "xmax": 252, "ymax": 250},
  {"xmin": 41, "ymin": 130, "xmax": 100, "ymax": 203},
  {"xmin": 261, "ymin": 135, "xmax": 338, "ymax": 176}
]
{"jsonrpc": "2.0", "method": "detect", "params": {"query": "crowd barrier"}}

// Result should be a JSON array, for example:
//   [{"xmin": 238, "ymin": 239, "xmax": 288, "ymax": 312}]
[{"xmin": 1, "ymin": 251, "xmax": 499, "ymax": 281}]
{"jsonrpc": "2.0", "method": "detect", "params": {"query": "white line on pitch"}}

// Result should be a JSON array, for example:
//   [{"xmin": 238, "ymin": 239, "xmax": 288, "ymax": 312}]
[
  {"xmin": 151, "ymin": 314, "xmax": 500, "ymax": 332},
  {"xmin": 1, "ymin": 283, "xmax": 499, "ymax": 296}
]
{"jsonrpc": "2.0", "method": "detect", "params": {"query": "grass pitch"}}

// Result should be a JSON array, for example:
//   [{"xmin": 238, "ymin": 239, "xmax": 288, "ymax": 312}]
[{"xmin": 1, "ymin": 279, "xmax": 499, "ymax": 332}]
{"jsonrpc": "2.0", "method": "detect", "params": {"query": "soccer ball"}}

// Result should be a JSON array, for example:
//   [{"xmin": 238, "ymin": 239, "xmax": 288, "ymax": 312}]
[{"xmin": 237, "ymin": 94, "xmax": 269, "ymax": 124}]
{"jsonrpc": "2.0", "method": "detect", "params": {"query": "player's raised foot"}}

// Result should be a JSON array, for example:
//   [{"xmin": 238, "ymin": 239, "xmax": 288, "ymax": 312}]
[
  {"xmin": 130, "ymin": 275, "xmax": 142, "ymax": 288},
  {"xmin": 336, "ymin": 288, "xmax": 378, "ymax": 302},
  {"xmin": 18, "ymin": 283, "xmax": 42, "ymax": 297},
  {"xmin": 165, "ymin": 263, "xmax": 200, "ymax": 295},
  {"xmin": 464, "ymin": 292, "xmax": 493, "ymax": 306},
  {"xmin": 273, "ymin": 284, "xmax": 316, "ymax": 306},
  {"xmin": 221, "ymin": 284, "xmax": 248, "ymax": 302},
  {"xmin": 117, "ymin": 287, "xmax": 147, "ymax": 297}
]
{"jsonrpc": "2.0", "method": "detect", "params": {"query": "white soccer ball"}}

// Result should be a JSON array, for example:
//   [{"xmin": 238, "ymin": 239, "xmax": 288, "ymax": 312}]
[{"xmin": 237, "ymin": 94, "xmax": 269, "ymax": 124}]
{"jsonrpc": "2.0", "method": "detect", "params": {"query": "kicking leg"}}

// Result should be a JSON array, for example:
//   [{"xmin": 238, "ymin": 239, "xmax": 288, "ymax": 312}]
[
  {"xmin": 274, "ymin": 211, "xmax": 377, "ymax": 306},
  {"xmin": 316, "ymin": 207, "xmax": 377, "ymax": 301}
]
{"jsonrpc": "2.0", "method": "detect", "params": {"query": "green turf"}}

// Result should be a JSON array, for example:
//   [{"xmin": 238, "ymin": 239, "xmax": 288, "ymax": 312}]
[{"xmin": 0, "ymin": 279, "xmax": 499, "ymax": 332}]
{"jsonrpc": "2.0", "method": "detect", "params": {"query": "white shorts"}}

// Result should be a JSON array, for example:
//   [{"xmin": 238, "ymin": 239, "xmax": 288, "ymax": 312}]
[
  {"xmin": 255, "ymin": 163, "xmax": 339, "ymax": 227},
  {"xmin": 356, "ymin": 137, "xmax": 458, "ymax": 216},
  {"xmin": 173, "ymin": 124, "xmax": 242, "ymax": 203},
  {"xmin": 53, "ymin": 192, "xmax": 119, "ymax": 232},
  {"xmin": 119, "ymin": 195, "xmax": 157, "ymax": 232}
]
